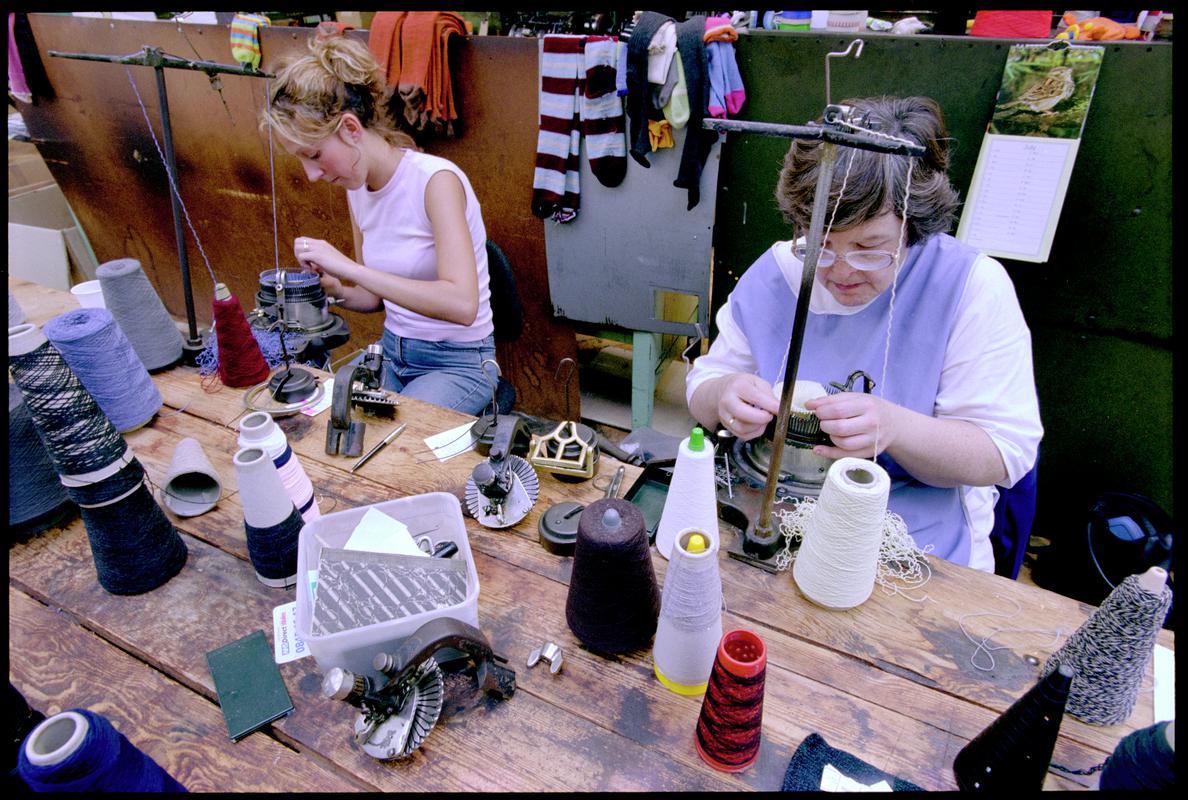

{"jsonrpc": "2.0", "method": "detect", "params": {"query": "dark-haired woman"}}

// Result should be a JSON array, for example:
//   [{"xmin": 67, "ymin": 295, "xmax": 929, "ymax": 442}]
[
  {"xmin": 687, "ymin": 96, "xmax": 1042, "ymax": 571},
  {"xmin": 262, "ymin": 35, "xmax": 495, "ymax": 414}
]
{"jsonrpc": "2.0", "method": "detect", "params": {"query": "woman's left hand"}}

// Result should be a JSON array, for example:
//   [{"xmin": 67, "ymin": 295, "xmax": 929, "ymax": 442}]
[
  {"xmin": 804, "ymin": 391, "xmax": 902, "ymax": 460},
  {"xmin": 293, "ymin": 236, "xmax": 358, "ymax": 281}
]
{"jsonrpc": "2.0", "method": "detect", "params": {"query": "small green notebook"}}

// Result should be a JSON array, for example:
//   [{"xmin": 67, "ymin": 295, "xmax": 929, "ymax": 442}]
[{"xmin": 206, "ymin": 630, "xmax": 294, "ymax": 741}]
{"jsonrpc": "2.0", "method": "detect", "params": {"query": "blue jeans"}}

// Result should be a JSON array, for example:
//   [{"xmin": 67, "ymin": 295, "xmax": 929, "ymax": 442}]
[{"xmin": 379, "ymin": 329, "xmax": 497, "ymax": 416}]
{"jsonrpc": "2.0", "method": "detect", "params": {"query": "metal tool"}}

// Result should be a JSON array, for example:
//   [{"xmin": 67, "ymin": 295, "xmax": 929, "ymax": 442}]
[
  {"xmin": 465, "ymin": 415, "xmax": 539, "ymax": 528},
  {"xmin": 326, "ymin": 343, "xmax": 401, "ymax": 457},
  {"xmin": 526, "ymin": 642, "xmax": 564, "ymax": 675},
  {"xmin": 527, "ymin": 359, "xmax": 599, "ymax": 479},
  {"xmin": 351, "ymin": 423, "xmax": 407, "ymax": 474},
  {"xmin": 321, "ymin": 617, "xmax": 515, "ymax": 761}
]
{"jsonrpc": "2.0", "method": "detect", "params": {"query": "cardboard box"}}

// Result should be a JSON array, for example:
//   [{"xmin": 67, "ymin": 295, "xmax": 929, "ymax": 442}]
[{"xmin": 8, "ymin": 184, "xmax": 98, "ymax": 291}]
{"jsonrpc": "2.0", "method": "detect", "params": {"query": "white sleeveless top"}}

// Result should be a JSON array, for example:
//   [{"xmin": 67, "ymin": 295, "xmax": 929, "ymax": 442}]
[{"xmin": 347, "ymin": 150, "xmax": 493, "ymax": 342}]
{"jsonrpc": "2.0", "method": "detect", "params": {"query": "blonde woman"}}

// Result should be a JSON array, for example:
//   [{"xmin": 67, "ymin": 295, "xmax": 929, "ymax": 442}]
[{"xmin": 263, "ymin": 35, "xmax": 496, "ymax": 414}]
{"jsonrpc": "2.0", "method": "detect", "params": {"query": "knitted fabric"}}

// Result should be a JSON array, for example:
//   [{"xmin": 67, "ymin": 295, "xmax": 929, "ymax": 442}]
[
  {"xmin": 580, "ymin": 35, "xmax": 627, "ymax": 187},
  {"xmin": 782, "ymin": 733, "xmax": 923, "ymax": 791},
  {"xmin": 229, "ymin": 13, "xmax": 269, "ymax": 70},
  {"xmin": 662, "ymin": 55, "xmax": 689, "ymax": 129},
  {"xmin": 705, "ymin": 16, "xmax": 745, "ymax": 119},
  {"xmin": 648, "ymin": 119, "xmax": 674, "ymax": 151},
  {"xmin": 672, "ymin": 15, "xmax": 718, "ymax": 209},
  {"xmin": 625, "ymin": 11, "xmax": 673, "ymax": 167},
  {"xmin": 395, "ymin": 12, "xmax": 468, "ymax": 133},
  {"xmin": 532, "ymin": 34, "xmax": 584, "ymax": 222},
  {"xmin": 368, "ymin": 11, "xmax": 407, "ymax": 84}
]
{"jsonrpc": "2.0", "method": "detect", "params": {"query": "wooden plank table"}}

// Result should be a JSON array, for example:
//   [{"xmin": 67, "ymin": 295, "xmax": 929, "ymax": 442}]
[{"xmin": 8, "ymin": 278, "xmax": 1173, "ymax": 791}]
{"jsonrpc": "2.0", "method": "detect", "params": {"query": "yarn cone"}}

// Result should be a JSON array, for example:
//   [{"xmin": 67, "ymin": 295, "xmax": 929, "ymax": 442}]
[
  {"xmin": 18, "ymin": 709, "xmax": 186, "ymax": 792},
  {"xmin": 1041, "ymin": 567, "xmax": 1172, "ymax": 726},
  {"xmin": 653, "ymin": 528, "xmax": 723, "ymax": 695},
  {"xmin": 212, "ymin": 283, "xmax": 270, "ymax": 388},
  {"xmin": 695, "ymin": 628, "xmax": 767, "ymax": 772},
  {"xmin": 655, "ymin": 427, "xmax": 720, "ymax": 559},
  {"xmin": 9, "ymin": 382, "xmax": 75, "ymax": 535},
  {"xmin": 952, "ymin": 663, "xmax": 1075, "ymax": 791},
  {"xmin": 793, "ymin": 457, "xmax": 889, "ymax": 610},
  {"xmin": 237, "ymin": 411, "xmax": 320, "ymax": 522},
  {"xmin": 44, "ymin": 307, "xmax": 163, "ymax": 433},
  {"xmin": 160, "ymin": 437, "xmax": 222, "ymax": 518},
  {"xmin": 10, "ymin": 290, "xmax": 26, "ymax": 326},
  {"xmin": 95, "ymin": 258, "xmax": 184, "ymax": 371},
  {"xmin": 233, "ymin": 446, "xmax": 303, "ymax": 587},
  {"xmin": 9, "ymin": 323, "xmax": 187, "ymax": 595},
  {"xmin": 566, "ymin": 498, "xmax": 661, "ymax": 653}
]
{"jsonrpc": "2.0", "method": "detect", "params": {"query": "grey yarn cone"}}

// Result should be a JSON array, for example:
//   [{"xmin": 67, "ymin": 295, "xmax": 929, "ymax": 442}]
[
  {"xmin": 96, "ymin": 258, "xmax": 184, "ymax": 370},
  {"xmin": 9, "ymin": 291, "xmax": 26, "ymax": 327},
  {"xmin": 160, "ymin": 437, "xmax": 222, "ymax": 517}
]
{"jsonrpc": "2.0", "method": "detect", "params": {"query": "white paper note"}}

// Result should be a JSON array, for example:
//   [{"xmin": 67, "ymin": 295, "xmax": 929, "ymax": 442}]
[
  {"xmin": 342, "ymin": 507, "xmax": 426, "ymax": 557},
  {"xmin": 272, "ymin": 601, "xmax": 310, "ymax": 663},
  {"xmin": 1153, "ymin": 644, "xmax": 1174, "ymax": 723},
  {"xmin": 424, "ymin": 420, "xmax": 477, "ymax": 461}
]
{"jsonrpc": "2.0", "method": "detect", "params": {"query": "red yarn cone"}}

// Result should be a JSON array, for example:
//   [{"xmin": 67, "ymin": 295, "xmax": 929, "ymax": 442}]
[
  {"xmin": 212, "ymin": 285, "xmax": 270, "ymax": 387},
  {"xmin": 694, "ymin": 629, "xmax": 766, "ymax": 772}
]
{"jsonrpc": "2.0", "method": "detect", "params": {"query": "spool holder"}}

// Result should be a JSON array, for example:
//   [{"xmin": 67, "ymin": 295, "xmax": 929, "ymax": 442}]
[
  {"xmin": 48, "ymin": 46, "xmax": 276, "ymax": 366},
  {"xmin": 701, "ymin": 40, "xmax": 926, "ymax": 569}
]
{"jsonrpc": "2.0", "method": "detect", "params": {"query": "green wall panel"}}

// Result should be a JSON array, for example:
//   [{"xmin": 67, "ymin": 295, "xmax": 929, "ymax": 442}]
[{"xmin": 710, "ymin": 32, "xmax": 1173, "ymax": 528}]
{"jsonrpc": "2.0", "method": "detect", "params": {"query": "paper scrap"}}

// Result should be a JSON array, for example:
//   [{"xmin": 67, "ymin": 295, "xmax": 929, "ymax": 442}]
[
  {"xmin": 424, "ymin": 420, "xmax": 477, "ymax": 461},
  {"xmin": 300, "ymin": 377, "xmax": 334, "ymax": 416},
  {"xmin": 272, "ymin": 601, "xmax": 311, "ymax": 663},
  {"xmin": 342, "ymin": 507, "xmax": 426, "ymax": 557},
  {"xmin": 820, "ymin": 763, "xmax": 892, "ymax": 792},
  {"xmin": 1153, "ymin": 644, "xmax": 1174, "ymax": 723}
]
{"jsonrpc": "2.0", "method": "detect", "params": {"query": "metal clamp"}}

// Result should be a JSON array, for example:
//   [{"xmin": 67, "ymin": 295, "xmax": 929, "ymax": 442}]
[{"xmin": 526, "ymin": 642, "xmax": 564, "ymax": 675}]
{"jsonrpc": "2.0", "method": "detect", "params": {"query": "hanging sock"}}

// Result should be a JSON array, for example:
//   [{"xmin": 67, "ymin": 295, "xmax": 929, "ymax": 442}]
[
  {"xmin": 581, "ymin": 35, "xmax": 627, "ymax": 188},
  {"xmin": 532, "ymin": 34, "xmax": 584, "ymax": 222},
  {"xmin": 662, "ymin": 55, "xmax": 689, "ymax": 129},
  {"xmin": 672, "ymin": 15, "xmax": 718, "ymax": 210},
  {"xmin": 229, "ymin": 13, "xmax": 269, "ymax": 70},
  {"xmin": 625, "ymin": 12, "xmax": 674, "ymax": 167},
  {"xmin": 705, "ymin": 15, "xmax": 745, "ymax": 119},
  {"xmin": 367, "ymin": 11, "xmax": 408, "ymax": 86}
]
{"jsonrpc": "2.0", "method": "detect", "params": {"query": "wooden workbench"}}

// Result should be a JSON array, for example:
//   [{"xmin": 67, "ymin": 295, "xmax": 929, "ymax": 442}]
[{"xmin": 8, "ymin": 278, "xmax": 1173, "ymax": 791}]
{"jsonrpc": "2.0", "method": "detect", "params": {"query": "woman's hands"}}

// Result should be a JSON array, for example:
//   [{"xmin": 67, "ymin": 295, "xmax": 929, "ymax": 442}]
[
  {"xmin": 293, "ymin": 236, "xmax": 358, "ymax": 298},
  {"xmin": 715, "ymin": 373, "xmax": 780, "ymax": 441},
  {"xmin": 805, "ymin": 391, "xmax": 901, "ymax": 459}
]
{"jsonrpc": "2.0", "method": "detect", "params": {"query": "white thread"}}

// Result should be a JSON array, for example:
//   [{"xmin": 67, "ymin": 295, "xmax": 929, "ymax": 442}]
[
  {"xmin": 791, "ymin": 457, "xmax": 890, "ymax": 609},
  {"xmin": 873, "ymin": 157, "xmax": 914, "ymax": 459},
  {"xmin": 774, "ymin": 493, "xmax": 933, "ymax": 601},
  {"xmin": 957, "ymin": 594, "xmax": 1063, "ymax": 672},
  {"xmin": 265, "ymin": 80, "xmax": 281, "ymax": 275}
]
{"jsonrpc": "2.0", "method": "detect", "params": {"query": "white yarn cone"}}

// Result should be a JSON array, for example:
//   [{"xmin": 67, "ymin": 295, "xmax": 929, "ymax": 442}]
[
  {"xmin": 653, "ymin": 528, "xmax": 723, "ymax": 694},
  {"xmin": 655, "ymin": 427, "xmax": 719, "ymax": 560},
  {"xmin": 232, "ymin": 447, "xmax": 298, "ymax": 528},
  {"xmin": 238, "ymin": 411, "xmax": 320, "ymax": 522},
  {"xmin": 160, "ymin": 437, "xmax": 222, "ymax": 517},
  {"xmin": 793, "ymin": 457, "xmax": 890, "ymax": 610}
]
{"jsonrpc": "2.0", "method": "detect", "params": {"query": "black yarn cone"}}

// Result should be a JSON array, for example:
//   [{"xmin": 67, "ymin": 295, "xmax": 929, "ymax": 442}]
[
  {"xmin": 953, "ymin": 663, "xmax": 1075, "ymax": 791},
  {"xmin": 565, "ymin": 498, "xmax": 661, "ymax": 654}
]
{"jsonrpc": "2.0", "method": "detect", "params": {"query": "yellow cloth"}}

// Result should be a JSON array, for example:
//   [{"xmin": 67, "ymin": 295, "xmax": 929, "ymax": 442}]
[{"xmin": 648, "ymin": 119, "xmax": 674, "ymax": 151}]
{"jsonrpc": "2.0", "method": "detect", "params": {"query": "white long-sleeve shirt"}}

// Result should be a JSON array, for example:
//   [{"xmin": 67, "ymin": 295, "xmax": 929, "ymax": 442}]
[{"xmin": 687, "ymin": 240, "xmax": 1043, "ymax": 572}]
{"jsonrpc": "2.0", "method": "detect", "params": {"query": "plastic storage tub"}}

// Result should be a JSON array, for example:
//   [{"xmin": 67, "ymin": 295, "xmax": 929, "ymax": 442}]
[{"xmin": 295, "ymin": 492, "xmax": 480, "ymax": 681}]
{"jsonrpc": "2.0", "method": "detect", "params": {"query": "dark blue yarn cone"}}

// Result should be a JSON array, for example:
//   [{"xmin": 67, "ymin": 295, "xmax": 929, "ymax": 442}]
[
  {"xmin": 69, "ymin": 459, "xmax": 188, "ymax": 596},
  {"xmin": 9, "ymin": 382, "xmax": 76, "ymax": 536},
  {"xmin": 17, "ymin": 708, "xmax": 186, "ymax": 792},
  {"xmin": 244, "ymin": 504, "xmax": 304, "ymax": 586}
]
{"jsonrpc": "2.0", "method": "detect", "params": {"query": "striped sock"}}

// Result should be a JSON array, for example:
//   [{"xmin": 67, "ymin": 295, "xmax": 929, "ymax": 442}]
[
  {"xmin": 581, "ymin": 36, "xmax": 627, "ymax": 188},
  {"xmin": 532, "ymin": 34, "xmax": 584, "ymax": 222},
  {"xmin": 229, "ymin": 13, "xmax": 269, "ymax": 70}
]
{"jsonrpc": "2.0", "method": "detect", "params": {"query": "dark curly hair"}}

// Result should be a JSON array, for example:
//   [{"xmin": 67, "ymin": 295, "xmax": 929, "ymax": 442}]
[{"xmin": 775, "ymin": 96, "xmax": 959, "ymax": 245}]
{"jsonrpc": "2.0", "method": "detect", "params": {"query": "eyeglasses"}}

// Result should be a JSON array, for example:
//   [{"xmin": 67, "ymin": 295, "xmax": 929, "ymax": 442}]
[{"xmin": 792, "ymin": 243, "xmax": 896, "ymax": 272}]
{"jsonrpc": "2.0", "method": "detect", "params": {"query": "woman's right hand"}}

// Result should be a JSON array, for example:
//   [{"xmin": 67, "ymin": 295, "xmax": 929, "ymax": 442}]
[{"xmin": 717, "ymin": 373, "xmax": 780, "ymax": 441}]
